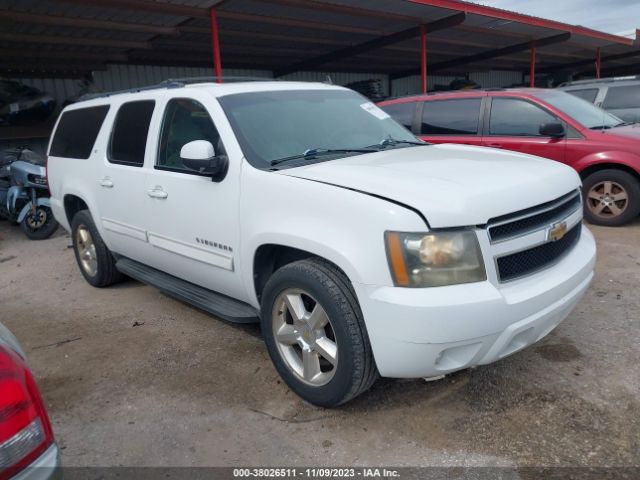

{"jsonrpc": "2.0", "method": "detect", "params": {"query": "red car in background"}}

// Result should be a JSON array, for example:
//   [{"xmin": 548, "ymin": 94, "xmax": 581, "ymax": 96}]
[{"xmin": 379, "ymin": 89, "xmax": 640, "ymax": 226}]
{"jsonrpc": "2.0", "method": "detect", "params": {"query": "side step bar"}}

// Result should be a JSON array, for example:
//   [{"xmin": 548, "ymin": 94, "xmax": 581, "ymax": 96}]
[{"xmin": 116, "ymin": 257, "xmax": 259, "ymax": 324}]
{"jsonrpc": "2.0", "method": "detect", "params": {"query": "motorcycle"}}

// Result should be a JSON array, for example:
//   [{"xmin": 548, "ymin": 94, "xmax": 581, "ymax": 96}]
[{"xmin": 0, "ymin": 146, "xmax": 59, "ymax": 240}]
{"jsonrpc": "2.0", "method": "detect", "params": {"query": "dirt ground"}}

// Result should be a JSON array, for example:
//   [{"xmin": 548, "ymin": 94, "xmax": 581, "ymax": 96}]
[{"xmin": 0, "ymin": 218, "xmax": 638, "ymax": 468}]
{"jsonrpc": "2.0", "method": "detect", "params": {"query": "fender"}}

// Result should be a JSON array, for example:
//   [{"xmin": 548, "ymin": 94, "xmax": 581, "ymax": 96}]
[
  {"xmin": 573, "ymin": 150, "xmax": 640, "ymax": 174},
  {"xmin": 17, "ymin": 197, "xmax": 51, "ymax": 223},
  {"xmin": 7, "ymin": 185, "xmax": 28, "ymax": 212}
]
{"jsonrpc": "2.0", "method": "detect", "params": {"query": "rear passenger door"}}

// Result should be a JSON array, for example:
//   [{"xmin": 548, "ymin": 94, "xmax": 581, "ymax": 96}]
[
  {"xmin": 95, "ymin": 99, "xmax": 157, "ymax": 265},
  {"xmin": 482, "ymin": 96, "xmax": 566, "ymax": 162},
  {"xmin": 417, "ymin": 97, "xmax": 485, "ymax": 147},
  {"xmin": 142, "ymin": 94, "xmax": 244, "ymax": 300}
]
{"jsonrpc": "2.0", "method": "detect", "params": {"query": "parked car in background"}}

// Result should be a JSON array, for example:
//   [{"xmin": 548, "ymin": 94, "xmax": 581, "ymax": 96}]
[
  {"xmin": 559, "ymin": 76, "xmax": 640, "ymax": 124},
  {"xmin": 379, "ymin": 89, "xmax": 640, "ymax": 226},
  {"xmin": 0, "ymin": 322, "xmax": 59, "ymax": 479},
  {"xmin": 47, "ymin": 80, "xmax": 595, "ymax": 406}
]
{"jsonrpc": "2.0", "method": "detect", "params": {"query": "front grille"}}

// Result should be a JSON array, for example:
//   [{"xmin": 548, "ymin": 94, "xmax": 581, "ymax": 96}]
[
  {"xmin": 496, "ymin": 224, "xmax": 581, "ymax": 282},
  {"xmin": 488, "ymin": 191, "xmax": 581, "ymax": 242}
]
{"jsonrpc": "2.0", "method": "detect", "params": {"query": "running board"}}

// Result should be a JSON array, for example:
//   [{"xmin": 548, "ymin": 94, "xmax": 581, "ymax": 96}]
[{"xmin": 115, "ymin": 257, "xmax": 259, "ymax": 324}]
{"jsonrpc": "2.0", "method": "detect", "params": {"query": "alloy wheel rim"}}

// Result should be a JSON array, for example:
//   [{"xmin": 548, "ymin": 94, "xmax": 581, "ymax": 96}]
[
  {"xmin": 76, "ymin": 225, "xmax": 98, "ymax": 277},
  {"xmin": 272, "ymin": 289, "xmax": 338, "ymax": 386},
  {"xmin": 586, "ymin": 181, "xmax": 629, "ymax": 218},
  {"xmin": 26, "ymin": 208, "xmax": 47, "ymax": 228}
]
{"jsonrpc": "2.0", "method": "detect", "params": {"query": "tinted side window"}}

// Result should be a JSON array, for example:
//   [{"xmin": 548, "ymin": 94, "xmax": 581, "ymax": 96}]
[
  {"xmin": 421, "ymin": 98, "xmax": 482, "ymax": 135},
  {"xmin": 49, "ymin": 106, "xmax": 109, "ymax": 159},
  {"xmin": 567, "ymin": 88, "xmax": 599, "ymax": 104},
  {"xmin": 489, "ymin": 98, "xmax": 556, "ymax": 136},
  {"xmin": 157, "ymin": 98, "xmax": 224, "ymax": 172},
  {"xmin": 379, "ymin": 102, "xmax": 416, "ymax": 130},
  {"xmin": 603, "ymin": 85, "xmax": 640, "ymax": 109},
  {"xmin": 108, "ymin": 101, "xmax": 155, "ymax": 166}
]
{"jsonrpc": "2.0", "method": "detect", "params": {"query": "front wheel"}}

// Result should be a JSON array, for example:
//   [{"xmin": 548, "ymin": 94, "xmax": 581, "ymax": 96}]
[
  {"xmin": 20, "ymin": 206, "xmax": 59, "ymax": 240},
  {"xmin": 261, "ymin": 258, "xmax": 378, "ymax": 407},
  {"xmin": 582, "ymin": 169, "xmax": 640, "ymax": 226}
]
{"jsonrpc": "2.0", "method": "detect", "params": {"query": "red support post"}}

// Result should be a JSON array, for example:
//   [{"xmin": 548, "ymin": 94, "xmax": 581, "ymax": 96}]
[
  {"xmin": 529, "ymin": 43, "xmax": 536, "ymax": 88},
  {"xmin": 420, "ymin": 25, "xmax": 427, "ymax": 94},
  {"xmin": 210, "ymin": 8, "xmax": 222, "ymax": 82},
  {"xmin": 596, "ymin": 48, "xmax": 601, "ymax": 79}
]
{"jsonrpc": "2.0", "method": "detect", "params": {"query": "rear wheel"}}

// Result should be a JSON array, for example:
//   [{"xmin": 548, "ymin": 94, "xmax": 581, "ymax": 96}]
[
  {"xmin": 583, "ymin": 169, "xmax": 640, "ymax": 226},
  {"xmin": 261, "ymin": 258, "xmax": 378, "ymax": 407},
  {"xmin": 20, "ymin": 206, "xmax": 59, "ymax": 240},
  {"xmin": 71, "ymin": 210, "xmax": 123, "ymax": 287}
]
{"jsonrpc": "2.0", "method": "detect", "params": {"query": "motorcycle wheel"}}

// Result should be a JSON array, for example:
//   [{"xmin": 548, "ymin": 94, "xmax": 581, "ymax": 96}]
[{"xmin": 20, "ymin": 206, "xmax": 59, "ymax": 240}]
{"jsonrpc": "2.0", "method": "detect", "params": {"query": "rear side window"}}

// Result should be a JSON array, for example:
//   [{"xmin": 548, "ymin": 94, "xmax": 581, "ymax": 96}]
[
  {"xmin": 603, "ymin": 85, "xmax": 640, "ymax": 109},
  {"xmin": 421, "ymin": 98, "xmax": 482, "ymax": 135},
  {"xmin": 49, "ymin": 105, "xmax": 109, "ymax": 159},
  {"xmin": 108, "ymin": 100, "xmax": 155, "ymax": 166},
  {"xmin": 566, "ymin": 88, "xmax": 599, "ymax": 104},
  {"xmin": 379, "ymin": 102, "xmax": 416, "ymax": 130},
  {"xmin": 489, "ymin": 98, "xmax": 556, "ymax": 136}
]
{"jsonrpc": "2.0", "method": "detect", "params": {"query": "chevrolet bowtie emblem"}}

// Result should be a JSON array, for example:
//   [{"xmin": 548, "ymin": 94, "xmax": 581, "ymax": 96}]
[{"xmin": 548, "ymin": 221, "xmax": 568, "ymax": 242}]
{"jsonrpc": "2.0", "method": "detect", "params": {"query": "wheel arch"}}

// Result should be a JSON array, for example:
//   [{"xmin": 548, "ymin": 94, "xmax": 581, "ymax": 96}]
[
  {"xmin": 63, "ymin": 194, "xmax": 89, "ymax": 225},
  {"xmin": 578, "ymin": 161, "xmax": 640, "ymax": 184},
  {"xmin": 252, "ymin": 243, "xmax": 354, "ymax": 305}
]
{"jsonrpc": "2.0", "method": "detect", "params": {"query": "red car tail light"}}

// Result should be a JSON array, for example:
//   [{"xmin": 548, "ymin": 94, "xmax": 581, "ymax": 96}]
[{"xmin": 0, "ymin": 345, "xmax": 54, "ymax": 480}]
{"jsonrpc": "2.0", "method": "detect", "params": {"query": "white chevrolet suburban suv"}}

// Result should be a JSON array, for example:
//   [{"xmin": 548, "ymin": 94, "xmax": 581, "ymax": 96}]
[{"xmin": 47, "ymin": 80, "xmax": 596, "ymax": 407}]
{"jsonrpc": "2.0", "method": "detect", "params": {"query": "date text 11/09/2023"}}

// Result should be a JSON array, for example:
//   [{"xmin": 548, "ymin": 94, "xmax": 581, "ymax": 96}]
[{"xmin": 233, "ymin": 468, "xmax": 400, "ymax": 478}]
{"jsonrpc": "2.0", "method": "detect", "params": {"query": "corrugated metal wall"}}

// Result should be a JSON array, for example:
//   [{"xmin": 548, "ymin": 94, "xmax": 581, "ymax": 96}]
[{"xmin": 13, "ymin": 65, "xmax": 523, "ymax": 107}]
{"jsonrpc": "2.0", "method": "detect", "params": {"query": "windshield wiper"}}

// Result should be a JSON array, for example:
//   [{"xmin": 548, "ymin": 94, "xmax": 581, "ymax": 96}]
[
  {"xmin": 589, "ymin": 125, "xmax": 614, "ymax": 130},
  {"xmin": 270, "ymin": 147, "xmax": 377, "ymax": 167},
  {"xmin": 365, "ymin": 137, "xmax": 429, "ymax": 150}
]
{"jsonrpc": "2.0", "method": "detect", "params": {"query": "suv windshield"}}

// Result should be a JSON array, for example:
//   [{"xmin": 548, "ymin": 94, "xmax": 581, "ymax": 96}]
[
  {"xmin": 218, "ymin": 89, "xmax": 421, "ymax": 168},
  {"xmin": 535, "ymin": 90, "xmax": 624, "ymax": 129}
]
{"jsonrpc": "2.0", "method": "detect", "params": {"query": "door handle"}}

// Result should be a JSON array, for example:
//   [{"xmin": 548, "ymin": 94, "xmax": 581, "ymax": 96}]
[
  {"xmin": 147, "ymin": 187, "xmax": 168, "ymax": 199},
  {"xmin": 99, "ymin": 178, "xmax": 114, "ymax": 188}
]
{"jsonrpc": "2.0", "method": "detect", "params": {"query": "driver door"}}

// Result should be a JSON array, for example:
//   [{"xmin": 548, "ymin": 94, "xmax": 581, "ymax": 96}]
[
  {"xmin": 143, "ymin": 94, "xmax": 244, "ymax": 300},
  {"xmin": 482, "ymin": 96, "xmax": 566, "ymax": 163}
]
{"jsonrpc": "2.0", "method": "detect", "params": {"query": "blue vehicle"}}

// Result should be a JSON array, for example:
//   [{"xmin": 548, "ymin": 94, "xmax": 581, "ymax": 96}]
[{"xmin": 0, "ymin": 146, "xmax": 58, "ymax": 240}]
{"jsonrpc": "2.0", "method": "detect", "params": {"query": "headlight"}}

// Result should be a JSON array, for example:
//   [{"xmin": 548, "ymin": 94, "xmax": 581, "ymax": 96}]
[{"xmin": 385, "ymin": 230, "xmax": 486, "ymax": 287}]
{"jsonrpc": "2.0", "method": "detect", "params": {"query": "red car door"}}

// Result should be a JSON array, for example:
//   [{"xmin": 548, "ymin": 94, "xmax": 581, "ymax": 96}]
[
  {"xmin": 482, "ymin": 96, "xmax": 566, "ymax": 163},
  {"xmin": 417, "ymin": 96, "xmax": 485, "ymax": 147}
]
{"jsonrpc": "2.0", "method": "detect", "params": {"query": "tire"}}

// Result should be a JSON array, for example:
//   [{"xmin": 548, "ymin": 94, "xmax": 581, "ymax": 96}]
[
  {"xmin": 582, "ymin": 169, "xmax": 640, "ymax": 226},
  {"xmin": 71, "ymin": 210, "xmax": 124, "ymax": 287},
  {"xmin": 20, "ymin": 206, "xmax": 59, "ymax": 240},
  {"xmin": 260, "ymin": 258, "xmax": 378, "ymax": 407}
]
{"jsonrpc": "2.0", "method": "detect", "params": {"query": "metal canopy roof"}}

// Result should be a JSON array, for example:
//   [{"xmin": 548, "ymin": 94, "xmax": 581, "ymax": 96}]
[{"xmin": 0, "ymin": 0, "xmax": 638, "ymax": 79}]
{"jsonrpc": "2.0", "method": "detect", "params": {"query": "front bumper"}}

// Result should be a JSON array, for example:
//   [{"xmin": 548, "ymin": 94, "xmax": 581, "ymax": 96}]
[
  {"xmin": 356, "ymin": 225, "xmax": 596, "ymax": 378},
  {"xmin": 12, "ymin": 444, "xmax": 60, "ymax": 480}
]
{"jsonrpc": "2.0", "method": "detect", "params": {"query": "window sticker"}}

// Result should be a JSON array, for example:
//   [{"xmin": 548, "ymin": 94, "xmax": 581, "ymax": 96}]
[{"xmin": 360, "ymin": 102, "xmax": 390, "ymax": 120}]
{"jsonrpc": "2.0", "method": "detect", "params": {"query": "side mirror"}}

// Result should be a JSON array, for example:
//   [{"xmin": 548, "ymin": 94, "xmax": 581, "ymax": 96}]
[
  {"xmin": 180, "ymin": 140, "xmax": 228, "ymax": 182},
  {"xmin": 539, "ymin": 122, "xmax": 565, "ymax": 138}
]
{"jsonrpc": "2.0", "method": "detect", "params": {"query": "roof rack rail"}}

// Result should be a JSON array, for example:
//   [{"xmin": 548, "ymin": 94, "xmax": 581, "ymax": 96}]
[
  {"xmin": 559, "ymin": 75, "xmax": 639, "ymax": 87},
  {"xmin": 78, "ymin": 76, "xmax": 275, "ymax": 102}
]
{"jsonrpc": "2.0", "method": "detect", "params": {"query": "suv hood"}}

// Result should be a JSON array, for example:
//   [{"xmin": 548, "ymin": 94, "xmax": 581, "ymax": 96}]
[{"xmin": 279, "ymin": 144, "xmax": 580, "ymax": 228}]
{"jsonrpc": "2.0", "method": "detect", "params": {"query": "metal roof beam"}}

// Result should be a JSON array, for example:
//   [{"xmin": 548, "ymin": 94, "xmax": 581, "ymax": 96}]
[
  {"xmin": 252, "ymin": 0, "xmax": 420, "ymax": 23},
  {"xmin": 0, "ymin": 32, "xmax": 152, "ymax": 50},
  {"xmin": 391, "ymin": 32, "xmax": 571, "ymax": 79},
  {"xmin": 538, "ymin": 49, "xmax": 640, "ymax": 73},
  {"xmin": 56, "ymin": 0, "xmax": 211, "ymax": 18},
  {"xmin": 274, "ymin": 12, "xmax": 466, "ymax": 77},
  {"xmin": 0, "ymin": 11, "xmax": 178, "ymax": 36},
  {"xmin": 0, "ymin": 50, "xmax": 129, "ymax": 63}
]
